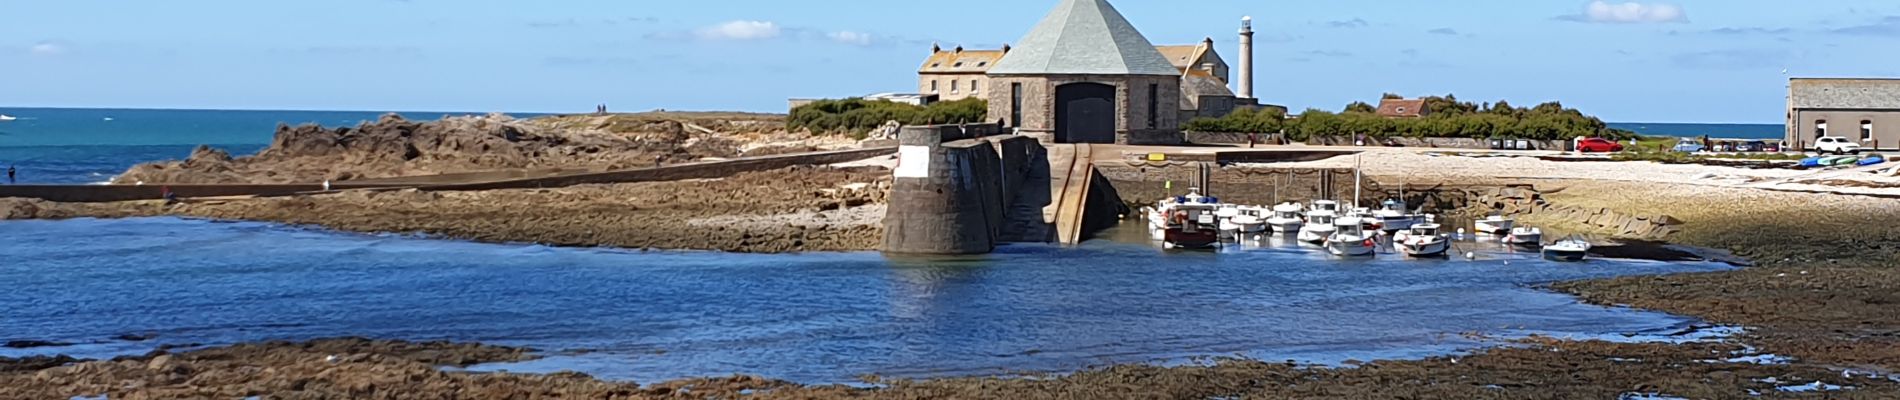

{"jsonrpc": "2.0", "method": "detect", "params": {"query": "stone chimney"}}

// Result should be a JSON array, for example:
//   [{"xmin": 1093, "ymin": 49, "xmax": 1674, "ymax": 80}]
[
  {"xmin": 932, "ymin": 42, "xmax": 942, "ymax": 53},
  {"xmin": 1003, "ymin": 44, "xmax": 1012, "ymax": 53},
  {"xmin": 1237, "ymin": 16, "xmax": 1255, "ymax": 99}
]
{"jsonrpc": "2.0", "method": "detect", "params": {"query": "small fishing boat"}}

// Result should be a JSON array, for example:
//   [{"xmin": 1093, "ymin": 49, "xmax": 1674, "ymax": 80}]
[
  {"xmin": 1163, "ymin": 203, "xmax": 1221, "ymax": 250},
  {"xmin": 1392, "ymin": 221, "xmax": 1450, "ymax": 258},
  {"xmin": 1215, "ymin": 204, "xmax": 1245, "ymax": 239},
  {"xmin": 1474, "ymin": 214, "xmax": 1516, "ymax": 235},
  {"xmin": 1504, "ymin": 227, "xmax": 1544, "ymax": 248},
  {"xmin": 1373, "ymin": 199, "xmax": 1419, "ymax": 232},
  {"xmin": 1231, "ymin": 206, "xmax": 1269, "ymax": 240},
  {"xmin": 1306, "ymin": 200, "xmax": 1340, "ymax": 217},
  {"xmin": 1144, "ymin": 188, "xmax": 1208, "ymax": 231},
  {"xmin": 1325, "ymin": 217, "xmax": 1379, "ymax": 257},
  {"xmin": 1297, "ymin": 210, "xmax": 1339, "ymax": 245},
  {"xmin": 1265, "ymin": 203, "xmax": 1306, "ymax": 235},
  {"xmin": 1542, "ymin": 238, "xmax": 1592, "ymax": 262},
  {"xmin": 0, "ymin": 114, "xmax": 16, "ymax": 122}
]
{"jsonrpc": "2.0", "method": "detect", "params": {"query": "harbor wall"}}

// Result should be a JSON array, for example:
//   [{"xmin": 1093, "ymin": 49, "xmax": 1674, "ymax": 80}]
[
  {"xmin": 1180, "ymin": 132, "xmax": 1567, "ymax": 150},
  {"xmin": 882, "ymin": 124, "xmax": 1067, "ymax": 254},
  {"xmin": 1097, "ymin": 162, "xmax": 1511, "ymax": 215}
]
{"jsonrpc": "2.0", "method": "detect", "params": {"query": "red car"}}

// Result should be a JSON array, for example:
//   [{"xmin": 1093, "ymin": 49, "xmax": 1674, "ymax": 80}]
[{"xmin": 1576, "ymin": 138, "xmax": 1625, "ymax": 153}]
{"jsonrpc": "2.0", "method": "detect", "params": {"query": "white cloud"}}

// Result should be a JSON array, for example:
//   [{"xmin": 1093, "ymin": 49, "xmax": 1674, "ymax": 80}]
[
  {"xmin": 694, "ymin": 20, "xmax": 782, "ymax": 41},
  {"xmin": 29, "ymin": 42, "xmax": 66, "ymax": 56},
  {"xmin": 827, "ymin": 31, "xmax": 873, "ymax": 46},
  {"xmin": 1569, "ymin": 1, "xmax": 1687, "ymax": 24}
]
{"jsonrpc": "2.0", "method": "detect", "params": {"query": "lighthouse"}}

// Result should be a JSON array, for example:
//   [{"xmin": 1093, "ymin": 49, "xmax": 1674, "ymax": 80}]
[{"xmin": 1237, "ymin": 16, "xmax": 1255, "ymax": 100}]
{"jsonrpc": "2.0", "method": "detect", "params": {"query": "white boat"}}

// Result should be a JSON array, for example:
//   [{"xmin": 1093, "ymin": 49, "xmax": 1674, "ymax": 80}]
[
  {"xmin": 1325, "ymin": 217, "xmax": 1379, "ymax": 257},
  {"xmin": 1373, "ymin": 199, "xmax": 1419, "ymax": 232},
  {"xmin": 1215, "ymin": 204, "xmax": 1244, "ymax": 238},
  {"xmin": 1306, "ymin": 200, "xmax": 1340, "ymax": 217},
  {"xmin": 0, "ymin": 114, "xmax": 16, "ymax": 122},
  {"xmin": 1346, "ymin": 207, "xmax": 1383, "ymax": 232},
  {"xmin": 1543, "ymin": 238, "xmax": 1592, "ymax": 262},
  {"xmin": 1297, "ymin": 210, "xmax": 1339, "ymax": 245},
  {"xmin": 1231, "ymin": 206, "xmax": 1269, "ymax": 239},
  {"xmin": 1505, "ymin": 227, "xmax": 1544, "ymax": 247},
  {"xmin": 1145, "ymin": 188, "xmax": 1207, "ymax": 231},
  {"xmin": 1265, "ymin": 203, "xmax": 1306, "ymax": 235},
  {"xmin": 1392, "ymin": 221, "xmax": 1450, "ymax": 258},
  {"xmin": 1162, "ymin": 201, "xmax": 1222, "ymax": 250},
  {"xmin": 1474, "ymin": 214, "xmax": 1516, "ymax": 235}
]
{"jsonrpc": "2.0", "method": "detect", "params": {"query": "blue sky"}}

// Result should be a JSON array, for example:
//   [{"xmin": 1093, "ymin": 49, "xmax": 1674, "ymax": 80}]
[{"xmin": 3, "ymin": 0, "xmax": 1898, "ymax": 123}]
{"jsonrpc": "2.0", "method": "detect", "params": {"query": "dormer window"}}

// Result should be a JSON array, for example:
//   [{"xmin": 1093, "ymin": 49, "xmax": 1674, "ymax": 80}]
[
  {"xmin": 930, "ymin": 63, "xmax": 940, "ymax": 68},
  {"xmin": 977, "ymin": 62, "xmax": 988, "ymax": 67},
  {"xmin": 953, "ymin": 62, "xmax": 964, "ymax": 68},
  {"xmin": 1397, "ymin": 107, "xmax": 1407, "ymax": 113}
]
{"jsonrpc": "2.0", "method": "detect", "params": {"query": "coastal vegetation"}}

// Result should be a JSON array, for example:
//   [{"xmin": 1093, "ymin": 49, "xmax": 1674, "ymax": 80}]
[
  {"xmin": 789, "ymin": 98, "xmax": 989, "ymax": 135},
  {"xmin": 1184, "ymin": 95, "xmax": 1636, "ymax": 141}
]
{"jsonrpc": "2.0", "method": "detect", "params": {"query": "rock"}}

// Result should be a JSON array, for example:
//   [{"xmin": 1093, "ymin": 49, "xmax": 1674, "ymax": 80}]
[
  {"xmin": 1653, "ymin": 214, "xmax": 1684, "ymax": 226},
  {"xmin": 0, "ymin": 198, "xmax": 46, "ymax": 220},
  {"xmin": 147, "ymin": 355, "xmax": 174, "ymax": 371}
]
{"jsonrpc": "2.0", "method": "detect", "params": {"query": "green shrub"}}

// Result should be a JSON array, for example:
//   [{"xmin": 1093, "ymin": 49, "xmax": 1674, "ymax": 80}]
[
  {"xmin": 1182, "ymin": 94, "xmax": 1636, "ymax": 141},
  {"xmin": 788, "ymin": 98, "xmax": 988, "ymax": 135}
]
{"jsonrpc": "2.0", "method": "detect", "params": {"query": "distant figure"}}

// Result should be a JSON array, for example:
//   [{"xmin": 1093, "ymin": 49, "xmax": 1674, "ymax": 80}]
[
  {"xmin": 654, "ymin": 155, "xmax": 664, "ymax": 168},
  {"xmin": 161, "ymin": 186, "xmax": 177, "ymax": 204},
  {"xmin": 6, "ymin": 165, "xmax": 13, "ymax": 184}
]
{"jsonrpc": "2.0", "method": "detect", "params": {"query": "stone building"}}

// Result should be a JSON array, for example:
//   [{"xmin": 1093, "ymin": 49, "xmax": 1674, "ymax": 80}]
[
  {"xmin": 918, "ymin": 45, "xmax": 1006, "ymax": 102},
  {"xmin": 1788, "ymin": 78, "xmax": 1900, "ymax": 150},
  {"xmin": 984, "ymin": 0, "xmax": 1184, "ymax": 144}
]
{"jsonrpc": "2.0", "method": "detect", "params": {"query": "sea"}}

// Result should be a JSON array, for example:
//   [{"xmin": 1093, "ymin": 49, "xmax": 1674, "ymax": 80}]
[{"xmin": 0, "ymin": 106, "xmax": 1779, "ymax": 184}]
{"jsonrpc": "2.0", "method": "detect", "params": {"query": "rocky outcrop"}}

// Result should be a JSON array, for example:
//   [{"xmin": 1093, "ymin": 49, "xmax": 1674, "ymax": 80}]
[{"xmin": 112, "ymin": 113, "xmax": 788, "ymax": 184}]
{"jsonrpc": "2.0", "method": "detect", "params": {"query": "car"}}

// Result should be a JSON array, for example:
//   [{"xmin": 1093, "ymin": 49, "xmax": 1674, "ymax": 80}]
[
  {"xmin": 1671, "ymin": 138, "xmax": 1706, "ymax": 153},
  {"xmin": 1577, "ymin": 137, "xmax": 1625, "ymax": 153},
  {"xmin": 1813, "ymin": 136, "xmax": 1862, "ymax": 155},
  {"xmin": 1738, "ymin": 140, "xmax": 1768, "ymax": 152},
  {"xmin": 1763, "ymin": 141, "xmax": 1782, "ymax": 153}
]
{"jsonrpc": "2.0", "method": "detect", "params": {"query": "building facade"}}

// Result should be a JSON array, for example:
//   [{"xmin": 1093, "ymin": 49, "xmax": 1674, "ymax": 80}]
[
  {"xmin": 918, "ymin": 46, "xmax": 1005, "ymax": 102},
  {"xmin": 1788, "ymin": 78, "xmax": 1900, "ymax": 150},
  {"xmin": 981, "ymin": 0, "xmax": 1185, "ymax": 144}
]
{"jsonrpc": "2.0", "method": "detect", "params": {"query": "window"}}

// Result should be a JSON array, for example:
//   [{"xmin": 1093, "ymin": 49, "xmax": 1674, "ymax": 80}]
[
  {"xmin": 953, "ymin": 62, "xmax": 964, "ymax": 68},
  {"xmin": 971, "ymin": 80, "xmax": 979, "ymax": 94},
  {"xmin": 951, "ymin": 80, "xmax": 959, "ymax": 94},
  {"xmin": 1816, "ymin": 120, "xmax": 1828, "ymax": 138},
  {"xmin": 977, "ymin": 62, "xmax": 988, "ymax": 67},
  {"xmin": 1863, "ymin": 120, "xmax": 1874, "ymax": 141},
  {"xmin": 1146, "ymin": 83, "xmax": 1159, "ymax": 129},
  {"xmin": 1010, "ymin": 83, "xmax": 1023, "ymax": 128}
]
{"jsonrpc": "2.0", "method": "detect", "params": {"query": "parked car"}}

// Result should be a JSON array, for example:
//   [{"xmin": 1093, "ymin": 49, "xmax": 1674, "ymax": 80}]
[
  {"xmin": 1577, "ymin": 137, "xmax": 1625, "ymax": 153},
  {"xmin": 1671, "ymin": 138, "xmax": 1706, "ymax": 153},
  {"xmin": 1814, "ymin": 136, "xmax": 1863, "ymax": 154},
  {"xmin": 1763, "ymin": 141, "xmax": 1782, "ymax": 152},
  {"xmin": 1738, "ymin": 140, "xmax": 1768, "ymax": 152}
]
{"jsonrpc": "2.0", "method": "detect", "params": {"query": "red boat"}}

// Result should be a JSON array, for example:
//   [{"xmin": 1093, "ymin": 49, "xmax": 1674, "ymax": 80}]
[{"xmin": 1162, "ymin": 209, "xmax": 1220, "ymax": 250}]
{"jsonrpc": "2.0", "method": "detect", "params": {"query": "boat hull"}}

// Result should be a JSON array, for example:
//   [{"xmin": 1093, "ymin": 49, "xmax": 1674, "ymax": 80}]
[
  {"xmin": 1542, "ymin": 249, "xmax": 1588, "ymax": 262},
  {"xmin": 1396, "ymin": 239, "xmax": 1449, "ymax": 257},
  {"xmin": 1268, "ymin": 220, "xmax": 1304, "ymax": 234},
  {"xmin": 1326, "ymin": 237, "xmax": 1378, "ymax": 257},
  {"xmin": 1475, "ymin": 219, "xmax": 1515, "ymax": 235},
  {"xmin": 1297, "ymin": 228, "xmax": 1335, "ymax": 245},
  {"xmin": 1164, "ymin": 227, "xmax": 1220, "ymax": 250}
]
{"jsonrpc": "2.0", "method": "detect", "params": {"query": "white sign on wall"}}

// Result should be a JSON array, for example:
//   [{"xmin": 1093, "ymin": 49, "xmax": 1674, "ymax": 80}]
[{"xmin": 895, "ymin": 145, "xmax": 931, "ymax": 178}]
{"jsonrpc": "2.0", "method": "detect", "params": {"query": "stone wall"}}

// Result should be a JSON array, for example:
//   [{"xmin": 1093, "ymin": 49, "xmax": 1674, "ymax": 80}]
[
  {"xmin": 986, "ymin": 74, "xmax": 1184, "ymax": 145},
  {"xmin": 881, "ymin": 125, "xmax": 1050, "ymax": 254},
  {"xmin": 1177, "ymin": 132, "xmax": 1565, "ymax": 150},
  {"xmin": 1470, "ymin": 186, "xmax": 1684, "ymax": 239}
]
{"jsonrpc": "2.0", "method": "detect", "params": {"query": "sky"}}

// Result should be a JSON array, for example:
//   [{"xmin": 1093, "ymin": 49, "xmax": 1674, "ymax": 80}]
[{"xmin": 3, "ymin": 0, "xmax": 1899, "ymax": 123}]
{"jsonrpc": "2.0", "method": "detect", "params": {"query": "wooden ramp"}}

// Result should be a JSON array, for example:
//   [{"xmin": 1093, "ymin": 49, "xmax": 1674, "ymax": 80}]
[{"xmin": 1044, "ymin": 143, "xmax": 1096, "ymax": 245}]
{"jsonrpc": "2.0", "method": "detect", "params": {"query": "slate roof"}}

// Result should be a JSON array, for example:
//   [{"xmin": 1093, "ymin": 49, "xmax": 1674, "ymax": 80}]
[
  {"xmin": 987, "ymin": 0, "xmax": 1180, "ymax": 76},
  {"xmin": 1791, "ymin": 78, "xmax": 1900, "ymax": 110}
]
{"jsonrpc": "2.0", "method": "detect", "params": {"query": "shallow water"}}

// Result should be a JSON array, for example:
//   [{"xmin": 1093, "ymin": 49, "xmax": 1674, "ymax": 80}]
[{"xmin": 0, "ymin": 218, "xmax": 1729, "ymax": 384}]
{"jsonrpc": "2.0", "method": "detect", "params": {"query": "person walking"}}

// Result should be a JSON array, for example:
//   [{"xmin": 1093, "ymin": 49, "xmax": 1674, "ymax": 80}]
[{"xmin": 6, "ymin": 165, "xmax": 14, "ymax": 184}]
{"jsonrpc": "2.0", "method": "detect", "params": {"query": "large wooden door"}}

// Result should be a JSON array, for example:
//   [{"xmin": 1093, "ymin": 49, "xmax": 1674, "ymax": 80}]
[{"xmin": 1055, "ymin": 83, "xmax": 1116, "ymax": 144}]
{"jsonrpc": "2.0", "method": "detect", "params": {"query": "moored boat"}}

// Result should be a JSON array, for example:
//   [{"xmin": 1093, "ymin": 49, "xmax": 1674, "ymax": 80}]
[
  {"xmin": 1163, "ymin": 201, "xmax": 1221, "ymax": 250},
  {"xmin": 1504, "ymin": 227, "xmax": 1543, "ymax": 248},
  {"xmin": 1474, "ymin": 214, "xmax": 1515, "ymax": 235},
  {"xmin": 1265, "ymin": 203, "xmax": 1306, "ymax": 234},
  {"xmin": 1392, "ymin": 219, "xmax": 1450, "ymax": 258},
  {"xmin": 1325, "ymin": 217, "xmax": 1379, "ymax": 257},
  {"xmin": 1542, "ymin": 238, "xmax": 1592, "ymax": 262},
  {"xmin": 1297, "ymin": 210, "xmax": 1339, "ymax": 245},
  {"xmin": 1232, "ymin": 206, "xmax": 1269, "ymax": 240},
  {"xmin": 1373, "ymin": 199, "xmax": 1419, "ymax": 232}
]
